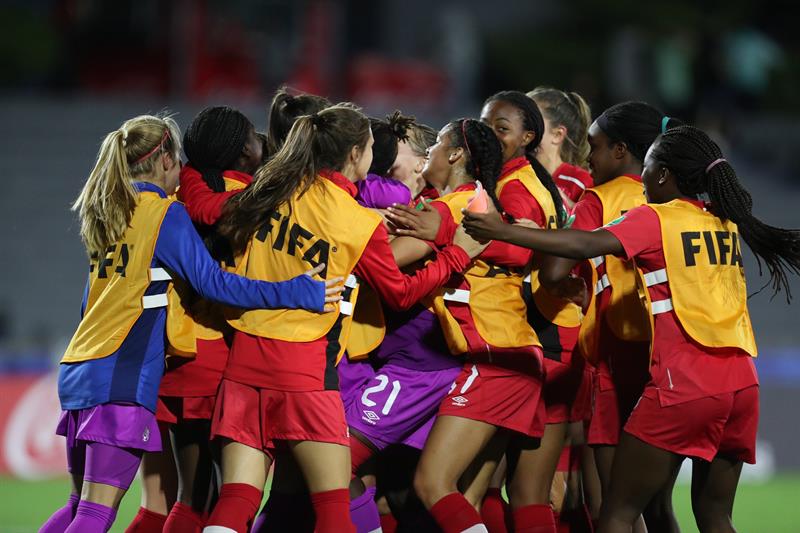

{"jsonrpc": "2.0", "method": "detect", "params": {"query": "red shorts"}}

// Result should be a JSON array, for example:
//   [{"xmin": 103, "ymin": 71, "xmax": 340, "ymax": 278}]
[
  {"xmin": 587, "ymin": 369, "xmax": 648, "ymax": 446},
  {"xmin": 210, "ymin": 379, "xmax": 349, "ymax": 457},
  {"xmin": 159, "ymin": 338, "xmax": 230, "ymax": 397},
  {"xmin": 624, "ymin": 384, "xmax": 758, "ymax": 463},
  {"xmin": 156, "ymin": 395, "xmax": 216, "ymax": 425},
  {"xmin": 543, "ymin": 358, "xmax": 583, "ymax": 424},
  {"xmin": 570, "ymin": 363, "xmax": 593, "ymax": 423},
  {"xmin": 438, "ymin": 362, "xmax": 546, "ymax": 438}
]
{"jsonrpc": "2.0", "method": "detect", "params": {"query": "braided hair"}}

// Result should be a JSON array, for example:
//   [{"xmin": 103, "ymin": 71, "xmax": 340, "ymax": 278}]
[
  {"xmin": 596, "ymin": 101, "xmax": 678, "ymax": 163},
  {"xmin": 266, "ymin": 86, "xmax": 331, "ymax": 158},
  {"xmin": 650, "ymin": 125, "xmax": 800, "ymax": 300},
  {"xmin": 447, "ymin": 118, "xmax": 504, "ymax": 212},
  {"xmin": 369, "ymin": 111, "xmax": 415, "ymax": 176},
  {"xmin": 184, "ymin": 106, "xmax": 253, "ymax": 192},
  {"xmin": 484, "ymin": 91, "xmax": 566, "ymax": 226}
]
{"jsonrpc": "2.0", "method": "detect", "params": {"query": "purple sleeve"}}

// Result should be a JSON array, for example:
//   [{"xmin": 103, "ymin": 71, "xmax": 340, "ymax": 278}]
[
  {"xmin": 356, "ymin": 174, "xmax": 412, "ymax": 209},
  {"xmin": 154, "ymin": 203, "xmax": 325, "ymax": 312}
]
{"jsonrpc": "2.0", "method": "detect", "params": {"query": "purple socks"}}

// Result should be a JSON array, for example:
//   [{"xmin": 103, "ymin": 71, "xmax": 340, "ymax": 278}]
[
  {"xmin": 39, "ymin": 493, "xmax": 80, "ymax": 532},
  {"xmin": 350, "ymin": 485, "xmax": 381, "ymax": 533},
  {"xmin": 63, "ymin": 500, "xmax": 117, "ymax": 533}
]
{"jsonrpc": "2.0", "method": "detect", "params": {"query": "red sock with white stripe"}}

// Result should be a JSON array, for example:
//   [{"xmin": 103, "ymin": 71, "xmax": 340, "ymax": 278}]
[
  {"xmin": 512, "ymin": 504, "xmax": 556, "ymax": 533},
  {"xmin": 203, "ymin": 483, "xmax": 262, "ymax": 533},
  {"xmin": 429, "ymin": 492, "xmax": 487, "ymax": 533},
  {"xmin": 311, "ymin": 488, "xmax": 355, "ymax": 533}
]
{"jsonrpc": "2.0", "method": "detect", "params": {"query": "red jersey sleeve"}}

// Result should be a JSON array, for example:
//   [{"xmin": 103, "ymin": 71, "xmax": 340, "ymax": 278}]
[
  {"xmin": 431, "ymin": 200, "xmax": 457, "ymax": 248},
  {"xmin": 602, "ymin": 205, "xmax": 662, "ymax": 261},
  {"xmin": 354, "ymin": 223, "xmax": 471, "ymax": 311},
  {"xmin": 177, "ymin": 169, "xmax": 244, "ymax": 226},
  {"xmin": 478, "ymin": 180, "xmax": 544, "ymax": 267},
  {"xmin": 569, "ymin": 191, "xmax": 604, "ymax": 231}
]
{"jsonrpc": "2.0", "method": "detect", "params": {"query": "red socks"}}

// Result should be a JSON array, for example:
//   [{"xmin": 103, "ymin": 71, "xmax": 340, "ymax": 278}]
[
  {"xmin": 430, "ymin": 492, "xmax": 487, "ymax": 533},
  {"xmin": 125, "ymin": 507, "xmax": 168, "ymax": 533},
  {"xmin": 164, "ymin": 502, "xmax": 205, "ymax": 533},
  {"xmin": 204, "ymin": 483, "xmax": 262, "ymax": 533},
  {"xmin": 349, "ymin": 435, "xmax": 375, "ymax": 476},
  {"xmin": 310, "ymin": 488, "xmax": 355, "ymax": 533},
  {"xmin": 512, "ymin": 504, "xmax": 556, "ymax": 533},
  {"xmin": 380, "ymin": 513, "xmax": 398, "ymax": 533},
  {"xmin": 481, "ymin": 488, "xmax": 510, "ymax": 533}
]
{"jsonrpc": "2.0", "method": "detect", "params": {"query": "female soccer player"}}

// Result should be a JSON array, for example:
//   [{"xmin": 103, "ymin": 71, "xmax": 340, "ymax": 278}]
[
  {"xmin": 527, "ymin": 87, "xmax": 593, "ymax": 211},
  {"xmin": 152, "ymin": 106, "xmax": 263, "ymax": 533},
  {"xmin": 463, "ymin": 124, "xmax": 800, "ymax": 533},
  {"xmin": 40, "ymin": 114, "xmax": 341, "ymax": 533},
  {"xmin": 177, "ymin": 87, "xmax": 331, "ymax": 227},
  {"xmin": 203, "ymin": 104, "xmax": 486, "ymax": 533},
  {"xmin": 533, "ymin": 101, "xmax": 678, "ymax": 531},
  {"xmin": 386, "ymin": 92, "xmax": 578, "ymax": 532}
]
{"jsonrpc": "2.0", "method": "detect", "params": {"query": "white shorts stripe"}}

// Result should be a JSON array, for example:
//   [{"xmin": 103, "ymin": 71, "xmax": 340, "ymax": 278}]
[{"xmin": 590, "ymin": 255, "xmax": 605, "ymax": 268}]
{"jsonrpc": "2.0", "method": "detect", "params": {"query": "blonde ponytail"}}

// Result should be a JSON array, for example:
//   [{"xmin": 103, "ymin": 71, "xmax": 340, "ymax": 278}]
[{"xmin": 73, "ymin": 114, "xmax": 181, "ymax": 258}]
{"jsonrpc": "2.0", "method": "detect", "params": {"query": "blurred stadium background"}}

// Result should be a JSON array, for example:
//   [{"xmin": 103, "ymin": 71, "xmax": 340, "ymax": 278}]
[{"xmin": 0, "ymin": 1, "xmax": 798, "ymax": 531}]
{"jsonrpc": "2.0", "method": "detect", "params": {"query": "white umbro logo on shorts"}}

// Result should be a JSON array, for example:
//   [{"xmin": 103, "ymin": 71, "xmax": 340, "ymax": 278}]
[
  {"xmin": 451, "ymin": 395, "xmax": 469, "ymax": 406},
  {"xmin": 362, "ymin": 410, "xmax": 380, "ymax": 424},
  {"xmin": 142, "ymin": 428, "xmax": 150, "ymax": 442}
]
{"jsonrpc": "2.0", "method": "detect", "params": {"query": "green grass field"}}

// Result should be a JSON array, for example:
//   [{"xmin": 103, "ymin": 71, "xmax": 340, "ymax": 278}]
[{"xmin": 1, "ymin": 475, "xmax": 798, "ymax": 532}]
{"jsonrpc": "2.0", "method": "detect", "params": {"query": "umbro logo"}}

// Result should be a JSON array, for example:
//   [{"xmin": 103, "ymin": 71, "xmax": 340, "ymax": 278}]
[
  {"xmin": 362, "ymin": 410, "xmax": 380, "ymax": 424},
  {"xmin": 451, "ymin": 396, "xmax": 468, "ymax": 406}
]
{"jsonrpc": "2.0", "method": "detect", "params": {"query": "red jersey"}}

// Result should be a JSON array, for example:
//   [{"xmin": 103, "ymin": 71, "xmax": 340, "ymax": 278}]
[
  {"xmin": 177, "ymin": 165, "xmax": 252, "ymax": 226},
  {"xmin": 604, "ymin": 202, "xmax": 758, "ymax": 405},
  {"xmin": 160, "ymin": 167, "xmax": 254, "ymax": 396},
  {"xmin": 224, "ymin": 172, "xmax": 471, "ymax": 391},
  {"xmin": 432, "ymin": 157, "xmax": 546, "ymax": 268},
  {"xmin": 571, "ymin": 176, "xmax": 646, "ymax": 370},
  {"xmin": 553, "ymin": 162, "xmax": 593, "ymax": 206}
]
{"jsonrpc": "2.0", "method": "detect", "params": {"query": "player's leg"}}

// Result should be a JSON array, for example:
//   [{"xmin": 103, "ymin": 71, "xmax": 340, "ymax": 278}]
[
  {"xmin": 165, "ymin": 419, "xmax": 216, "ymax": 532},
  {"xmin": 598, "ymin": 432, "xmax": 684, "ymax": 533},
  {"xmin": 290, "ymin": 439, "xmax": 356, "ymax": 533},
  {"xmin": 40, "ymin": 438, "xmax": 85, "ymax": 532},
  {"xmin": 127, "ymin": 425, "xmax": 177, "ymax": 532},
  {"xmin": 414, "ymin": 415, "xmax": 497, "ymax": 533}
]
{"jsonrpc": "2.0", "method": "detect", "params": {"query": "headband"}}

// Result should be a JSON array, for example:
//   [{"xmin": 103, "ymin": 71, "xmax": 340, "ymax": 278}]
[
  {"xmin": 134, "ymin": 129, "xmax": 170, "ymax": 164},
  {"xmin": 705, "ymin": 158, "xmax": 727, "ymax": 174},
  {"xmin": 461, "ymin": 120, "xmax": 480, "ymax": 176},
  {"xmin": 661, "ymin": 116, "xmax": 670, "ymax": 134}
]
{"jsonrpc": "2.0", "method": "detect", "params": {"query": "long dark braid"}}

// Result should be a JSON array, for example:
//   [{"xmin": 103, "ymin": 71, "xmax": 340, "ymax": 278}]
[
  {"xmin": 183, "ymin": 106, "xmax": 253, "ymax": 192},
  {"xmin": 485, "ymin": 91, "xmax": 566, "ymax": 227},
  {"xmin": 651, "ymin": 125, "xmax": 800, "ymax": 300},
  {"xmin": 447, "ymin": 118, "xmax": 504, "ymax": 212}
]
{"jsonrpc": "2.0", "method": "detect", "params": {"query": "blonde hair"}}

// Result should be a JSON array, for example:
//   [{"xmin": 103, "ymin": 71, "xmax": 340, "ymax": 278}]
[
  {"xmin": 527, "ymin": 87, "xmax": 592, "ymax": 168},
  {"xmin": 73, "ymin": 114, "xmax": 181, "ymax": 257}
]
